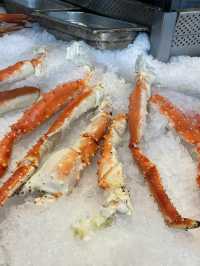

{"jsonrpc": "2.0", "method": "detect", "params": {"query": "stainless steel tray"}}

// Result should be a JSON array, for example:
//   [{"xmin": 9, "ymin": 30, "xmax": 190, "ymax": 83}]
[
  {"xmin": 4, "ymin": 0, "xmax": 81, "ymax": 14},
  {"xmin": 34, "ymin": 11, "xmax": 148, "ymax": 49}
]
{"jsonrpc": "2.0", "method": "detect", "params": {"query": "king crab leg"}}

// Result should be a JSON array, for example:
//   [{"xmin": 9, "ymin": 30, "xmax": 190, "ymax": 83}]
[
  {"xmin": 150, "ymin": 94, "xmax": 200, "ymax": 188},
  {"xmin": 128, "ymin": 69, "xmax": 200, "ymax": 229},
  {"xmin": 0, "ymin": 79, "xmax": 86, "ymax": 178},
  {"xmin": 0, "ymin": 86, "xmax": 40, "ymax": 115},
  {"xmin": 23, "ymin": 99, "xmax": 112, "ymax": 197},
  {"xmin": 72, "ymin": 114, "xmax": 132, "ymax": 239},
  {"xmin": 0, "ymin": 53, "xmax": 45, "ymax": 85},
  {"xmin": 0, "ymin": 85, "xmax": 104, "ymax": 206},
  {"xmin": 97, "ymin": 114, "xmax": 132, "ymax": 216},
  {"xmin": 150, "ymin": 94, "xmax": 200, "ymax": 145},
  {"xmin": 128, "ymin": 70, "xmax": 151, "ymax": 146}
]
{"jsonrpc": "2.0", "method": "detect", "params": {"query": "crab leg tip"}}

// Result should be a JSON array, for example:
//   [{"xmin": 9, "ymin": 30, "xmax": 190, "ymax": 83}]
[{"xmin": 167, "ymin": 218, "xmax": 200, "ymax": 230}]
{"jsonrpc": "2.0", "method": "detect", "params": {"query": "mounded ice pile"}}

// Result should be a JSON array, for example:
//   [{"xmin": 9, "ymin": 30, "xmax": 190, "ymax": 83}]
[{"xmin": 0, "ymin": 25, "xmax": 200, "ymax": 266}]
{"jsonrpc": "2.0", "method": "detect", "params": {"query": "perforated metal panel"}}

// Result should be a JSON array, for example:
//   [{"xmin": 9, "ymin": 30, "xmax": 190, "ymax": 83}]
[{"xmin": 171, "ymin": 11, "xmax": 200, "ymax": 55}]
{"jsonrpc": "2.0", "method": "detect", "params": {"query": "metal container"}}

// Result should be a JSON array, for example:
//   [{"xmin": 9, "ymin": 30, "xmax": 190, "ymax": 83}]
[
  {"xmin": 64, "ymin": 0, "xmax": 200, "ymax": 61},
  {"xmin": 34, "ymin": 11, "xmax": 148, "ymax": 49},
  {"xmin": 4, "ymin": 0, "xmax": 81, "ymax": 14},
  {"xmin": 64, "ymin": 0, "xmax": 161, "ymax": 27}
]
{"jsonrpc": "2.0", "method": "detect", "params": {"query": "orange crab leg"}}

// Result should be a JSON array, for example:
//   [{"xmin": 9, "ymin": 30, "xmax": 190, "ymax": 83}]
[
  {"xmin": 0, "ymin": 86, "xmax": 39, "ymax": 102},
  {"xmin": 0, "ymin": 13, "xmax": 29, "ymax": 23},
  {"xmin": 128, "ymin": 73, "xmax": 200, "ymax": 229},
  {"xmin": 0, "ymin": 53, "xmax": 45, "ymax": 85},
  {"xmin": 98, "ymin": 113, "xmax": 127, "ymax": 189},
  {"xmin": 11, "ymin": 80, "xmax": 85, "ymax": 135},
  {"xmin": 150, "ymin": 94, "xmax": 200, "ymax": 188},
  {"xmin": 150, "ymin": 94, "xmax": 200, "ymax": 145},
  {"xmin": 0, "ymin": 79, "xmax": 85, "ymax": 178},
  {"xmin": 0, "ymin": 88, "xmax": 96, "ymax": 205},
  {"xmin": 130, "ymin": 146, "xmax": 200, "ymax": 229},
  {"xmin": 128, "ymin": 73, "xmax": 150, "ymax": 145},
  {"xmin": 0, "ymin": 86, "xmax": 40, "ymax": 114},
  {"xmin": 19, "ymin": 100, "xmax": 111, "ymax": 197}
]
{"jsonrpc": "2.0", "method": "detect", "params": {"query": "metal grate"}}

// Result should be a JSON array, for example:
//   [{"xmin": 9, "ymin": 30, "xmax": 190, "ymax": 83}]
[
  {"xmin": 172, "ymin": 11, "xmax": 200, "ymax": 48},
  {"xmin": 172, "ymin": 34, "xmax": 200, "ymax": 48}
]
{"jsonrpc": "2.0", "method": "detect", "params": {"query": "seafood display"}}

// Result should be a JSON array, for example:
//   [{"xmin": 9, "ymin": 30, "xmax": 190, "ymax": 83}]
[
  {"xmin": 1, "ymin": 15, "xmax": 200, "ymax": 265},
  {"xmin": 128, "ymin": 62, "xmax": 200, "ymax": 229},
  {"xmin": 2, "ymin": 7, "xmax": 200, "ymax": 265},
  {"xmin": 0, "ymin": 49, "xmax": 199, "ymax": 234}
]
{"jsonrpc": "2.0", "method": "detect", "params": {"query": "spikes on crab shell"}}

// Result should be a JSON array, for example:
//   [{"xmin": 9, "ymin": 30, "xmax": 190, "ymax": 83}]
[
  {"xmin": 23, "ymin": 99, "xmax": 112, "ymax": 197},
  {"xmin": 0, "ymin": 132, "xmax": 16, "ymax": 178},
  {"xmin": 0, "ymin": 84, "xmax": 105, "ymax": 206},
  {"xmin": 0, "ymin": 53, "xmax": 45, "ymax": 85}
]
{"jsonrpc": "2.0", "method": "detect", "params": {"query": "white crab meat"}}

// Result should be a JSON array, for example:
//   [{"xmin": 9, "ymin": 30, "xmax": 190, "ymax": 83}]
[
  {"xmin": 0, "ymin": 85, "xmax": 105, "ymax": 206},
  {"xmin": 72, "ymin": 114, "xmax": 132, "ymax": 239},
  {"xmin": 99, "ymin": 114, "xmax": 133, "ymax": 215},
  {"xmin": 23, "ymin": 99, "xmax": 111, "ymax": 196}
]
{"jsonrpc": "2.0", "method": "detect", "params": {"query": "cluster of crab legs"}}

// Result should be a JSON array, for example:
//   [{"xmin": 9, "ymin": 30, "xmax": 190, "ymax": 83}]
[
  {"xmin": 128, "ymin": 67, "xmax": 200, "ymax": 230},
  {"xmin": 0, "ymin": 49, "xmax": 199, "ymax": 232},
  {"xmin": 0, "ymin": 13, "xmax": 32, "ymax": 36},
  {"xmin": 0, "ymin": 50, "xmax": 131, "ymax": 225}
]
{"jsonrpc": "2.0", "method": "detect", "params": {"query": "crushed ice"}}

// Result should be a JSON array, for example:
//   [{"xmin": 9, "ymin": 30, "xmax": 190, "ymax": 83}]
[{"xmin": 0, "ymin": 23, "xmax": 200, "ymax": 266}]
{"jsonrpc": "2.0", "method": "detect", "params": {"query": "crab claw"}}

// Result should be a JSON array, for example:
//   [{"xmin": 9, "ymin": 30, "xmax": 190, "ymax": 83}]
[
  {"xmin": 0, "ymin": 79, "xmax": 86, "ymax": 179},
  {"xmin": 0, "ymin": 53, "xmax": 45, "ymax": 85}
]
